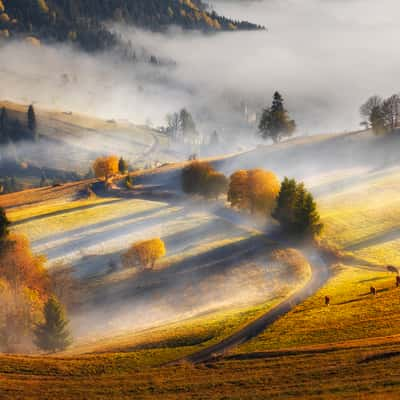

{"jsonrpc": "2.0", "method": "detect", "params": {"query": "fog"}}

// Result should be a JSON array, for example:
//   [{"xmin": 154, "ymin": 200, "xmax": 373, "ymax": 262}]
[{"xmin": 1, "ymin": 0, "xmax": 400, "ymax": 146}]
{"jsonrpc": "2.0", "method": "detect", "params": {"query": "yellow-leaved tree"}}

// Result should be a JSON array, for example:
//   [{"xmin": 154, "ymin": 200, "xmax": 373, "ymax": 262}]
[
  {"xmin": 228, "ymin": 169, "xmax": 280, "ymax": 215},
  {"xmin": 93, "ymin": 155, "xmax": 119, "ymax": 180},
  {"xmin": 122, "ymin": 238, "xmax": 166, "ymax": 270}
]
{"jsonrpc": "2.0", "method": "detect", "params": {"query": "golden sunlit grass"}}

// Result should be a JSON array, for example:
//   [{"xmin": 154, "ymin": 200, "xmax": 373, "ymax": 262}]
[
  {"xmin": 236, "ymin": 266, "xmax": 400, "ymax": 353},
  {"xmin": 319, "ymin": 168, "xmax": 400, "ymax": 266},
  {"xmin": 1, "ymin": 338, "xmax": 399, "ymax": 399},
  {"xmin": 11, "ymin": 198, "xmax": 168, "ymax": 242},
  {"xmin": 66, "ymin": 299, "xmax": 286, "ymax": 359}
]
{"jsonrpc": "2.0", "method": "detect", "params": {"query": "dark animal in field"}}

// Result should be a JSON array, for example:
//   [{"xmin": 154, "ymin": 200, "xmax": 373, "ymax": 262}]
[
  {"xmin": 387, "ymin": 265, "xmax": 399, "ymax": 275},
  {"xmin": 325, "ymin": 296, "xmax": 330, "ymax": 306},
  {"xmin": 370, "ymin": 286, "xmax": 377, "ymax": 295},
  {"xmin": 396, "ymin": 276, "xmax": 400, "ymax": 288}
]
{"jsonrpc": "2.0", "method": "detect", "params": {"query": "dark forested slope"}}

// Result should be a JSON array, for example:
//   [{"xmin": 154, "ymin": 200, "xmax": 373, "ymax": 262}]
[{"xmin": 0, "ymin": 0, "xmax": 262, "ymax": 52}]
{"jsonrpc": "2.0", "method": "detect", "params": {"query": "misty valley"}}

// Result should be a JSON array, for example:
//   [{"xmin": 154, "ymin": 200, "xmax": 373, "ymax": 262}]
[{"xmin": 0, "ymin": 1, "xmax": 400, "ymax": 399}]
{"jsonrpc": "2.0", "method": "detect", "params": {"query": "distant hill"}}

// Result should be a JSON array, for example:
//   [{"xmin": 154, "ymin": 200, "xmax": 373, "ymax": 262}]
[{"xmin": 0, "ymin": 0, "xmax": 262, "ymax": 53}]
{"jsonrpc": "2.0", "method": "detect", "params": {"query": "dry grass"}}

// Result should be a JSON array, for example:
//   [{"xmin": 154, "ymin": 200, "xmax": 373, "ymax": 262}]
[
  {"xmin": 1, "ymin": 338, "xmax": 399, "ymax": 399},
  {"xmin": 318, "ymin": 167, "xmax": 400, "ymax": 266},
  {"xmin": 236, "ymin": 265, "xmax": 400, "ymax": 353}
]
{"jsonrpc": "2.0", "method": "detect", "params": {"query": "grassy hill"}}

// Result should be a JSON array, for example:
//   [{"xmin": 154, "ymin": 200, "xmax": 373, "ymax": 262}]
[
  {"xmin": 1, "ymin": 128, "xmax": 400, "ymax": 398},
  {"xmin": 0, "ymin": 100, "xmax": 173, "ymax": 188}
]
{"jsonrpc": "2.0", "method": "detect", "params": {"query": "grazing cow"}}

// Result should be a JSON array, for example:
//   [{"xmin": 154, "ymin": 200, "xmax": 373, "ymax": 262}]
[
  {"xmin": 387, "ymin": 265, "xmax": 399, "ymax": 275},
  {"xmin": 370, "ymin": 286, "xmax": 377, "ymax": 296},
  {"xmin": 396, "ymin": 276, "xmax": 400, "ymax": 288},
  {"xmin": 325, "ymin": 296, "xmax": 330, "ymax": 306}
]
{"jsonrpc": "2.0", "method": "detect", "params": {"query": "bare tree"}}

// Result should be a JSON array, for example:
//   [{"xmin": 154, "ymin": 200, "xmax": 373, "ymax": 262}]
[
  {"xmin": 360, "ymin": 95, "xmax": 382, "ymax": 128},
  {"xmin": 382, "ymin": 94, "xmax": 400, "ymax": 131}
]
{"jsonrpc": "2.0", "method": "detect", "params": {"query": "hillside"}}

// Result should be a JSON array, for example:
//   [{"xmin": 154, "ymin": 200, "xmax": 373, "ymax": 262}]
[
  {"xmin": 0, "ymin": 100, "xmax": 174, "ymax": 189},
  {"xmin": 1, "ymin": 128, "xmax": 400, "ymax": 398},
  {"xmin": 0, "ymin": 0, "xmax": 262, "ymax": 53}
]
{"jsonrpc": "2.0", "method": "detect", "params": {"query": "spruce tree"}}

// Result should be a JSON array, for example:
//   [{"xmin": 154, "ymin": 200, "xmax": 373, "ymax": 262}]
[
  {"xmin": 273, "ymin": 177, "xmax": 297, "ymax": 228},
  {"xmin": 258, "ymin": 91, "xmax": 296, "ymax": 143},
  {"xmin": 118, "ymin": 157, "xmax": 128, "ymax": 174},
  {"xmin": 27, "ymin": 104, "xmax": 37, "ymax": 139},
  {"xmin": 34, "ymin": 296, "xmax": 72, "ymax": 352},
  {"xmin": 0, "ymin": 107, "xmax": 9, "ymax": 144}
]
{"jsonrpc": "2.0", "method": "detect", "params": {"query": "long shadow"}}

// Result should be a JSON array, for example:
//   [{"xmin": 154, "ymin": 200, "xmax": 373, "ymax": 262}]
[
  {"xmin": 346, "ymin": 228, "xmax": 400, "ymax": 252},
  {"xmin": 83, "ymin": 235, "xmax": 268, "ymax": 308},
  {"xmin": 13, "ymin": 199, "xmax": 124, "ymax": 226},
  {"xmin": 33, "ymin": 202, "xmax": 170, "ymax": 248},
  {"xmin": 41, "ymin": 206, "xmax": 187, "ymax": 261}
]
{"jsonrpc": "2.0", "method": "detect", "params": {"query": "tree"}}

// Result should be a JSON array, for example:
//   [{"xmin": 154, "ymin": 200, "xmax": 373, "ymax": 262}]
[
  {"xmin": 258, "ymin": 92, "xmax": 296, "ymax": 143},
  {"xmin": 272, "ymin": 177, "xmax": 297, "ymax": 229},
  {"xmin": 34, "ymin": 296, "xmax": 71, "ymax": 352},
  {"xmin": 360, "ymin": 94, "xmax": 400, "ymax": 134},
  {"xmin": 247, "ymin": 169, "xmax": 280, "ymax": 215},
  {"xmin": 27, "ymin": 104, "xmax": 37, "ymax": 136},
  {"xmin": 181, "ymin": 160, "xmax": 213, "ymax": 195},
  {"xmin": 0, "ymin": 234, "xmax": 49, "ymax": 351},
  {"xmin": 0, "ymin": 207, "xmax": 10, "ymax": 241},
  {"xmin": 0, "ymin": 107, "xmax": 9, "ymax": 144},
  {"xmin": 228, "ymin": 170, "xmax": 249, "ymax": 210},
  {"xmin": 166, "ymin": 112, "xmax": 180, "ymax": 140},
  {"xmin": 370, "ymin": 105, "xmax": 387, "ymax": 135},
  {"xmin": 228, "ymin": 169, "xmax": 280, "ymax": 215},
  {"xmin": 118, "ymin": 157, "xmax": 128, "ymax": 174},
  {"xmin": 360, "ymin": 95, "xmax": 382, "ymax": 128},
  {"xmin": 273, "ymin": 178, "xmax": 323, "ymax": 237},
  {"xmin": 122, "ymin": 238, "xmax": 166, "ymax": 270},
  {"xmin": 204, "ymin": 171, "xmax": 228, "ymax": 199},
  {"xmin": 93, "ymin": 155, "xmax": 119, "ymax": 180}
]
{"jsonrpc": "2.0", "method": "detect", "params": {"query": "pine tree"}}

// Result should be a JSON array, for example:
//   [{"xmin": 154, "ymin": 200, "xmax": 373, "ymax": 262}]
[
  {"xmin": 118, "ymin": 157, "xmax": 128, "ymax": 174},
  {"xmin": 272, "ymin": 177, "xmax": 297, "ymax": 228},
  {"xmin": 0, "ymin": 207, "xmax": 10, "ymax": 240},
  {"xmin": 0, "ymin": 107, "xmax": 9, "ymax": 144},
  {"xmin": 258, "ymin": 91, "xmax": 296, "ymax": 143},
  {"xmin": 34, "ymin": 296, "xmax": 72, "ymax": 352},
  {"xmin": 27, "ymin": 104, "xmax": 37, "ymax": 139},
  {"xmin": 273, "ymin": 178, "xmax": 323, "ymax": 237}
]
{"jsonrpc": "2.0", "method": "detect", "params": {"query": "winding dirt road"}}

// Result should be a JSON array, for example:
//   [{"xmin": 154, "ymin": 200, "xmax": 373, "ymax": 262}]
[{"xmin": 182, "ymin": 247, "xmax": 330, "ymax": 363}]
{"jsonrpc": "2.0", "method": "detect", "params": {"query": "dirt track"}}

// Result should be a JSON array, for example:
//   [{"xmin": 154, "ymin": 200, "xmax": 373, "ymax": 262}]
[{"xmin": 181, "ymin": 246, "xmax": 330, "ymax": 363}]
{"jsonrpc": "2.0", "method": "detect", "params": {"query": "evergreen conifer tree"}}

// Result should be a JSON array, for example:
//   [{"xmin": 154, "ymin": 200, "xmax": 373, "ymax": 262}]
[
  {"xmin": 34, "ymin": 296, "xmax": 72, "ymax": 352},
  {"xmin": 28, "ymin": 104, "xmax": 37, "ymax": 139},
  {"xmin": 258, "ymin": 92, "xmax": 296, "ymax": 143}
]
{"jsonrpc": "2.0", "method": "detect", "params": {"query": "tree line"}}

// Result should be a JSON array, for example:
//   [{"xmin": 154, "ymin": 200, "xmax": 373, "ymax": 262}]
[
  {"xmin": 0, "ymin": 0, "xmax": 261, "ymax": 54},
  {"xmin": 181, "ymin": 160, "xmax": 323, "ymax": 238}
]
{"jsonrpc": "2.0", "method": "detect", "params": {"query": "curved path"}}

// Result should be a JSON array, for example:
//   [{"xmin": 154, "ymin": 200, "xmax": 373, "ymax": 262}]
[{"xmin": 179, "ymin": 247, "xmax": 330, "ymax": 364}]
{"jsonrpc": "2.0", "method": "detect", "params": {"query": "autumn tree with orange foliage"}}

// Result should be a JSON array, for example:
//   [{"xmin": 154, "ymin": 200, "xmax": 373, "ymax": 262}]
[
  {"xmin": 182, "ymin": 161, "xmax": 228, "ymax": 199},
  {"xmin": 93, "ymin": 155, "xmax": 119, "ymax": 180},
  {"xmin": 122, "ymin": 238, "xmax": 166, "ymax": 270},
  {"xmin": 228, "ymin": 169, "xmax": 280, "ymax": 215},
  {"xmin": 0, "ymin": 234, "xmax": 50, "ymax": 351}
]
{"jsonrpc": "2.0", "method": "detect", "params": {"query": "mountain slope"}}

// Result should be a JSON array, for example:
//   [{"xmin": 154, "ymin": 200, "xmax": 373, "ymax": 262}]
[{"xmin": 0, "ymin": 0, "xmax": 262, "ymax": 52}]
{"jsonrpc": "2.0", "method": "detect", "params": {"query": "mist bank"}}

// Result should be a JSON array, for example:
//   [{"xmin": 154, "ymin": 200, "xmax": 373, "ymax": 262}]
[{"xmin": 0, "ymin": 0, "xmax": 399, "ymax": 166}]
